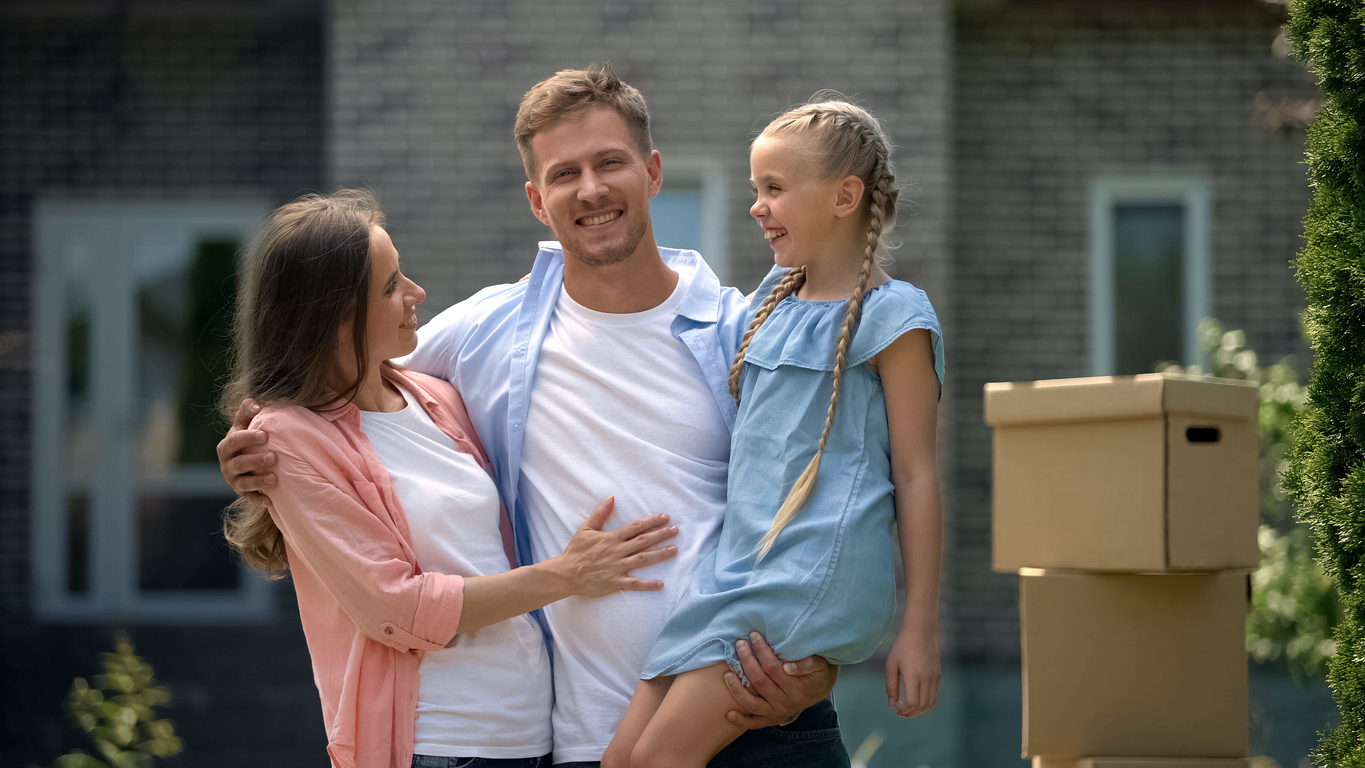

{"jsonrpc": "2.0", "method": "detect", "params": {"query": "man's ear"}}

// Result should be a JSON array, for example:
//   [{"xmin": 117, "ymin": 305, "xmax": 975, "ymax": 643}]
[
  {"xmin": 526, "ymin": 180, "xmax": 551, "ymax": 227},
  {"xmin": 646, "ymin": 150, "xmax": 664, "ymax": 198},
  {"xmin": 832, "ymin": 175, "xmax": 866, "ymax": 218}
]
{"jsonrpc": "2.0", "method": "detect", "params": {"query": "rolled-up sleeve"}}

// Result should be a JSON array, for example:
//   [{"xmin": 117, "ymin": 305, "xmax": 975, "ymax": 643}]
[{"xmin": 258, "ymin": 423, "xmax": 463, "ymax": 653}]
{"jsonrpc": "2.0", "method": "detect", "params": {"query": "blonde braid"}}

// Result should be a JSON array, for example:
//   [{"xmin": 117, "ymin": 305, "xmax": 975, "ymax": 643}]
[
  {"xmin": 756, "ymin": 139, "xmax": 895, "ymax": 562},
  {"xmin": 728, "ymin": 267, "xmax": 808, "ymax": 402}
]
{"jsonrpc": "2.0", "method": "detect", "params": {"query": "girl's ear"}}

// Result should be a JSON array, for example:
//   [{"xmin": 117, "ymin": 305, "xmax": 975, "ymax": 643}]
[{"xmin": 832, "ymin": 174, "xmax": 866, "ymax": 218}]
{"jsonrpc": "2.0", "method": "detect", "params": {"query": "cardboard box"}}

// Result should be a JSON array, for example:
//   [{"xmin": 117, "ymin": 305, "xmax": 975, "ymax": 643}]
[
  {"xmin": 986, "ymin": 374, "xmax": 1259, "ymax": 572},
  {"xmin": 1021, "ymin": 570, "xmax": 1249, "ymax": 759},
  {"xmin": 1033, "ymin": 759, "xmax": 1250, "ymax": 768}
]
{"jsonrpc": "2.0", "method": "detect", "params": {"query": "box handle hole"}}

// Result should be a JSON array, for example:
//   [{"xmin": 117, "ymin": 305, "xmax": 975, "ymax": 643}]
[{"xmin": 1186, "ymin": 426, "xmax": 1221, "ymax": 443}]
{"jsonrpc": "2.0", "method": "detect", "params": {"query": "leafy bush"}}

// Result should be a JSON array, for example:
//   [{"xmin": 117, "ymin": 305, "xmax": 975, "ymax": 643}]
[{"xmin": 44, "ymin": 633, "xmax": 183, "ymax": 768}]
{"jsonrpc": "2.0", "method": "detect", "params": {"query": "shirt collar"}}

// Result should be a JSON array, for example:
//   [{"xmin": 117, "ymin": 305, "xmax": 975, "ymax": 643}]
[{"xmin": 534, "ymin": 241, "xmax": 722, "ymax": 325}]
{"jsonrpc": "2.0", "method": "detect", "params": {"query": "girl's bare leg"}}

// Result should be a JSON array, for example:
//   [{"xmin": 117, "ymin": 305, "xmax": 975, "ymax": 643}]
[
  {"xmin": 603, "ymin": 677, "xmax": 672, "ymax": 768},
  {"xmin": 631, "ymin": 663, "xmax": 747, "ymax": 768}
]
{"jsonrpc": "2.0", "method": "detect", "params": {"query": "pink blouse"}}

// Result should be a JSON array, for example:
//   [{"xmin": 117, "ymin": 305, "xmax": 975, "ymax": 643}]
[{"xmin": 252, "ymin": 366, "xmax": 515, "ymax": 768}]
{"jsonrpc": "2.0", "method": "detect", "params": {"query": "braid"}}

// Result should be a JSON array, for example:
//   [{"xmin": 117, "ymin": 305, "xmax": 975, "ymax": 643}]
[
  {"xmin": 755, "ymin": 137, "xmax": 896, "ymax": 562},
  {"xmin": 728, "ymin": 267, "xmax": 807, "ymax": 402}
]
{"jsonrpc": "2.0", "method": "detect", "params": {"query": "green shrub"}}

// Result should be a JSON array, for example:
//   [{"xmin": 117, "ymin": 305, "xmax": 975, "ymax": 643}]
[
  {"xmin": 1281, "ymin": 0, "xmax": 1365, "ymax": 762},
  {"xmin": 44, "ymin": 633, "xmax": 183, "ymax": 768}
]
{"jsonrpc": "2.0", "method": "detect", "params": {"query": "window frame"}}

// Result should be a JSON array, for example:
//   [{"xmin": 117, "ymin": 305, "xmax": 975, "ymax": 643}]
[
  {"xmin": 653, "ymin": 157, "xmax": 729, "ymax": 285},
  {"xmin": 1088, "ymin": 177, "xmax": 1211, "ymax": 376},
  {"xmin": 31, "ymin": 197, "xmax": 275, "ymax": 623}
]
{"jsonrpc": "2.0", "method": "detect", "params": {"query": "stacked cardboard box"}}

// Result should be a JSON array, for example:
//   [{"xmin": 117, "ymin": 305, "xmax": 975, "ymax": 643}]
[{"xmin": 985, "ymin": 374, "xmax": 1259, "ymax": 765}]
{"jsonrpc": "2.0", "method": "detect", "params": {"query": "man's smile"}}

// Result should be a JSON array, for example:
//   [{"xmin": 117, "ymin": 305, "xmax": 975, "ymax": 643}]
[{"xmin": 578, "ymin": 210, "xmax": 623, "ymax": 227}]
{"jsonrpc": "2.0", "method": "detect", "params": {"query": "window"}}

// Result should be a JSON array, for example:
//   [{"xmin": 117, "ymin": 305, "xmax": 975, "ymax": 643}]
[
  {"xmin": 32, "ymin": 199, "xmax": 273, "ymax": 622},
  {"xmin": 649, "ymin": 158, "xmax": 728, "ymax": 284},
  {"xmin": 1088, "ymin": 178, "xmax": 1211, "ymax": 376}
]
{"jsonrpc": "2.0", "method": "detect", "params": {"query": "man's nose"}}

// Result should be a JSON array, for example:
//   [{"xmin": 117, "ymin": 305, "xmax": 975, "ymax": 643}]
[{"xmin": 578, "ymin": 168, "xmax": 609, "ymax": 202}]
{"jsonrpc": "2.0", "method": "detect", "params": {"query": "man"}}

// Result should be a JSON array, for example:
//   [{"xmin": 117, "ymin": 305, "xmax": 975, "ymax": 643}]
[{"xmin": 218, "ymin": 67, "xmax": 845, "ymax": 767}]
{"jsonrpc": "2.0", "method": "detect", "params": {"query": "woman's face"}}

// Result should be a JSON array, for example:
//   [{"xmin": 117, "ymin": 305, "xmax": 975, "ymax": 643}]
[{"xmin": 364, "ymin": 225, "xmax": 425, "ymax": 363}]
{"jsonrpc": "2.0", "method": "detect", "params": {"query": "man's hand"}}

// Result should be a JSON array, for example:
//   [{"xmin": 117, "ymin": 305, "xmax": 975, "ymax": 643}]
[
  {"xmin": 216, "ymin": 398, "xmax": 277, "ymax": 506},
  {"xmin": 722, "ymin": 632, "xmax": 837, "ymax": 730}
]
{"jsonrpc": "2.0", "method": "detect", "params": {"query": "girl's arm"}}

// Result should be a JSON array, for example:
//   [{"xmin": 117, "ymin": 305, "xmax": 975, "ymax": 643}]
[{"xmin": 874, "ymin": 328, "xmax": 944, "ymax": 717}]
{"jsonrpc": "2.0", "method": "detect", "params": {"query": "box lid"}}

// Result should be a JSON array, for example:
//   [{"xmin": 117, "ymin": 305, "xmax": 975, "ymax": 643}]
[{"xmin": 984, "ymin": 374, "xmax": 1257, "ymax": 427}]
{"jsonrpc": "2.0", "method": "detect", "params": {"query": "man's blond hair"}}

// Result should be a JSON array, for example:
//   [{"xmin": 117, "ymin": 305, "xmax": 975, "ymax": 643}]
[{"xmin": 514, "ymin": 65, "xmax": 653, "ymax": 178}]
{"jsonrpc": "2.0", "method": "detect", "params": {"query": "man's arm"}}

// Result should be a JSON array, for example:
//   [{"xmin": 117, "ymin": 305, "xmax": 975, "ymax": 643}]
[
  {"xmin": 721, "ymin": 633, "xmax": 838, "ymax": 729},
  {"xmin": 218, "ymin": 400, "xmax": 276, "ymax": 503}
]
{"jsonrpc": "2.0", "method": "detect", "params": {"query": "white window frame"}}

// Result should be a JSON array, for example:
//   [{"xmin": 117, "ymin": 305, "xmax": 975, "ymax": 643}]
[
  {"xmin": 32, "ymin": 197, "xmax": 275, "ymax": 623},
  {"xmin": 1088, "ymin": 177, "xmax": 1211, "ymax": 376},
  {"xmin": 656, "ymin": 157, "xmax": 729, "ymax": 285}
]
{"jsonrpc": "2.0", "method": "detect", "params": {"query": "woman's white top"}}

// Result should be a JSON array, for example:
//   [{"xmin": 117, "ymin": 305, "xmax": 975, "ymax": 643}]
[{"xmin": 360, "ymin": 384, "xmax": 552, "ymax": 758}]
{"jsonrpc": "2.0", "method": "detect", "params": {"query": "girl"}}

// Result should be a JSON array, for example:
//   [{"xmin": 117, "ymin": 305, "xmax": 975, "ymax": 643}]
[
  {"xmin": 603, "ymin": 97, "xmax": 944, "ymax": 767},
  {"xmin": 221, "ymin": 190, "xmax": 679, "ymax": 768}
]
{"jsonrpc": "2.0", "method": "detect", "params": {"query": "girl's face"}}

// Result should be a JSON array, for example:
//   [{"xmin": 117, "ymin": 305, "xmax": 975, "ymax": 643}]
[
  {"xmin": 364, "ymin": 225, "xmax": 425, "ymax": 363},
  {"xmin": 749, "ymin": 135, "xmax": 844, "ymax": 270}
]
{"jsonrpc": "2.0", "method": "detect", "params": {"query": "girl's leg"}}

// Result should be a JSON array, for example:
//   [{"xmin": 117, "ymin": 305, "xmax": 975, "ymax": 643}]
[
  {"xmin": 631, "ymin": 663, "xmax": 747, "ymax": 768},
  {"xmin": 602, "ymin": 677, "xmax": 672, "ymax": 768}
]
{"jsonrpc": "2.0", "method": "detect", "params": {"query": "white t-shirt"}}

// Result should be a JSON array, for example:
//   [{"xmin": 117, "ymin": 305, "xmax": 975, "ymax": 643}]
[
  {"xmin": 518, "ymin": 264, "xmax": 732, "ymax": 761},
  {"xmin": 360, "ymin": 386, "xmax": 552, "ymax": 759}
]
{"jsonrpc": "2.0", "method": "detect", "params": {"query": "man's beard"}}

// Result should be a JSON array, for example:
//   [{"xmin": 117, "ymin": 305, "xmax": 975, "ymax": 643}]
[{"xmin": 555, "ymin": 205, "xmax": 649, "ymax": 269}]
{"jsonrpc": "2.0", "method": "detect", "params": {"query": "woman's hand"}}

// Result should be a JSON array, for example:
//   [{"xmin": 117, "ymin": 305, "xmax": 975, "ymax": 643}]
[
  {"xmin": 550, "ymin": 497, "xmax": 679, "ymax": 597},
  {"xmin": 885, "ymin": 628, "xmax": 940, "ymax": 717}
]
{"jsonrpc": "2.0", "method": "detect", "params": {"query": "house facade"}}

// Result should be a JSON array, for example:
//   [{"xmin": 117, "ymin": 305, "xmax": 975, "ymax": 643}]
[{"xmin": 0, "ymin": 0, "xmax": 1312, "ymax": 764}]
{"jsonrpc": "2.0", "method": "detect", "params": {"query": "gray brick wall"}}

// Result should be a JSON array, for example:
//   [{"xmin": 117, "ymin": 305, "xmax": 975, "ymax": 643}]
[
  {"xmin": 326, "ymin": 0, "xmax": 953, "ymax": 327},
  {"xmin": 950, "ymin": 0, "xmax": 1316, "ymax": 663},
  {"xmin": 0, "ymin": 4, "xmax": 327, "ymax": 764}
]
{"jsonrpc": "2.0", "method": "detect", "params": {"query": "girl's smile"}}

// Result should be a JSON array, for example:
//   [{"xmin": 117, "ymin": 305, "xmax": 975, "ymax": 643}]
[{"xmin": 749, "ymin": 135, "xmax": 883, "ymax": 299}]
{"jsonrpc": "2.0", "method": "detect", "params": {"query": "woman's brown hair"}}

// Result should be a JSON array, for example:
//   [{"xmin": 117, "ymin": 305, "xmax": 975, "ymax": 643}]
[{"xmin": 221, "ymin": 189, "xmax": 385, "ymax": 578}]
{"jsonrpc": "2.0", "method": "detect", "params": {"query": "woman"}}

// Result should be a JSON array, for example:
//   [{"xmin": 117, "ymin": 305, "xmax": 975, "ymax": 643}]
[{"xmin": 221, "ymin": 190, "xmax": 679, "ymax": 768}]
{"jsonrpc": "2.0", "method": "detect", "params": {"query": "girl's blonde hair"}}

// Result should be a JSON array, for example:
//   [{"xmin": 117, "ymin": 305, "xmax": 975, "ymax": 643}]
[{"xmin": 730, "ymin": 94, "xmax": 899, "ymax": 561}]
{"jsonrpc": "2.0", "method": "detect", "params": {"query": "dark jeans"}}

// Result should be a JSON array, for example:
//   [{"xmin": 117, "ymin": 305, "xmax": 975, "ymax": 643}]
[
  {"xmin": 552, "ymin": 698, "xmax": 849, "ymax": 768},
  {"xmin": 413, "ymin": 755, "xmax": 552, "ymax": 768}
]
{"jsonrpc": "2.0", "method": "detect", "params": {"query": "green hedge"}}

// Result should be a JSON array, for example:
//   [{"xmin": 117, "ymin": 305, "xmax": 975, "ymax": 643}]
[{"xmin": 1282, "ymin": 1, "xmax": 1365, "ymax": 764}]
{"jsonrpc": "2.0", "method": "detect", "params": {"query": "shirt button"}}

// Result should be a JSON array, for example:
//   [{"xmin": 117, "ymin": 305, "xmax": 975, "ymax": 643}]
[{"xmin": 383, "ymin": 626, "xmax": 394, "ymax": 635}]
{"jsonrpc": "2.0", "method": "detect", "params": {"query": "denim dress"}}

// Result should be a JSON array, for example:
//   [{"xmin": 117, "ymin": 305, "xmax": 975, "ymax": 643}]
[{"xmin": 642, "ymin": 267, "xmax": 945, "ymax": 679}]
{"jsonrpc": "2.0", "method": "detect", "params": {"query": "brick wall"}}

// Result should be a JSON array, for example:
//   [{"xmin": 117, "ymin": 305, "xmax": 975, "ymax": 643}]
[
  {"xmin": 326, "ymin": 0, "xmax": 953, "ymax": 332},
  {"xmin": 0, "ymin": 3, "xmax": 327, "ymax": 764},
  {"xmin": 950, "ymin": 0, "xmax": 1316, "ymax": 662}
]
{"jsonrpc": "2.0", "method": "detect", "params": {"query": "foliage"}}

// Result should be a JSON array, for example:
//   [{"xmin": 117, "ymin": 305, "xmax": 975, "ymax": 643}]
[
  {"xmin": 1251, "ymin": 524, "xmax": 1341, "ymax": 677},
  {"xmin": 1159, "ymin": 320, "xmax": 1335, "ymax": 678},
  {"xmin": 44, "ymin": 633, "xmax": 183, "ymax": 768},
  {"xmin": 1281, "ymin": 0, "xmax": 1365, "ymax": 763}
]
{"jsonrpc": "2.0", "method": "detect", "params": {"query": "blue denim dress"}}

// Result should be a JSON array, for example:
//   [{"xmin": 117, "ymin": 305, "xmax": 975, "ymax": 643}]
[{"xmin": 642, "ymin": 267, "xmax": 945, "ymax": 679}]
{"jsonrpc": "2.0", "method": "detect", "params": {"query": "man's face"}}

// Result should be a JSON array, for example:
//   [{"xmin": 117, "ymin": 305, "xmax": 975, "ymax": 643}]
[{"xmin": 525, "ymin": 108, "xmax": 662, "ymax": 268}]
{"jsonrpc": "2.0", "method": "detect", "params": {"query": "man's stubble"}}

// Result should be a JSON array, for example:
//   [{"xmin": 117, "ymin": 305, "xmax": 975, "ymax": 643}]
[{"xmin": 555, "ymin": 202, "xmax": 651, "ymax": 270}]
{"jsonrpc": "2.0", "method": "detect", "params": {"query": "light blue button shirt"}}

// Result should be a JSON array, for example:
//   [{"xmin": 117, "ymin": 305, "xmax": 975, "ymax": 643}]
[{"xmin": 402, "ymin": 242, "xmax": 751, "ymax": 572}]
